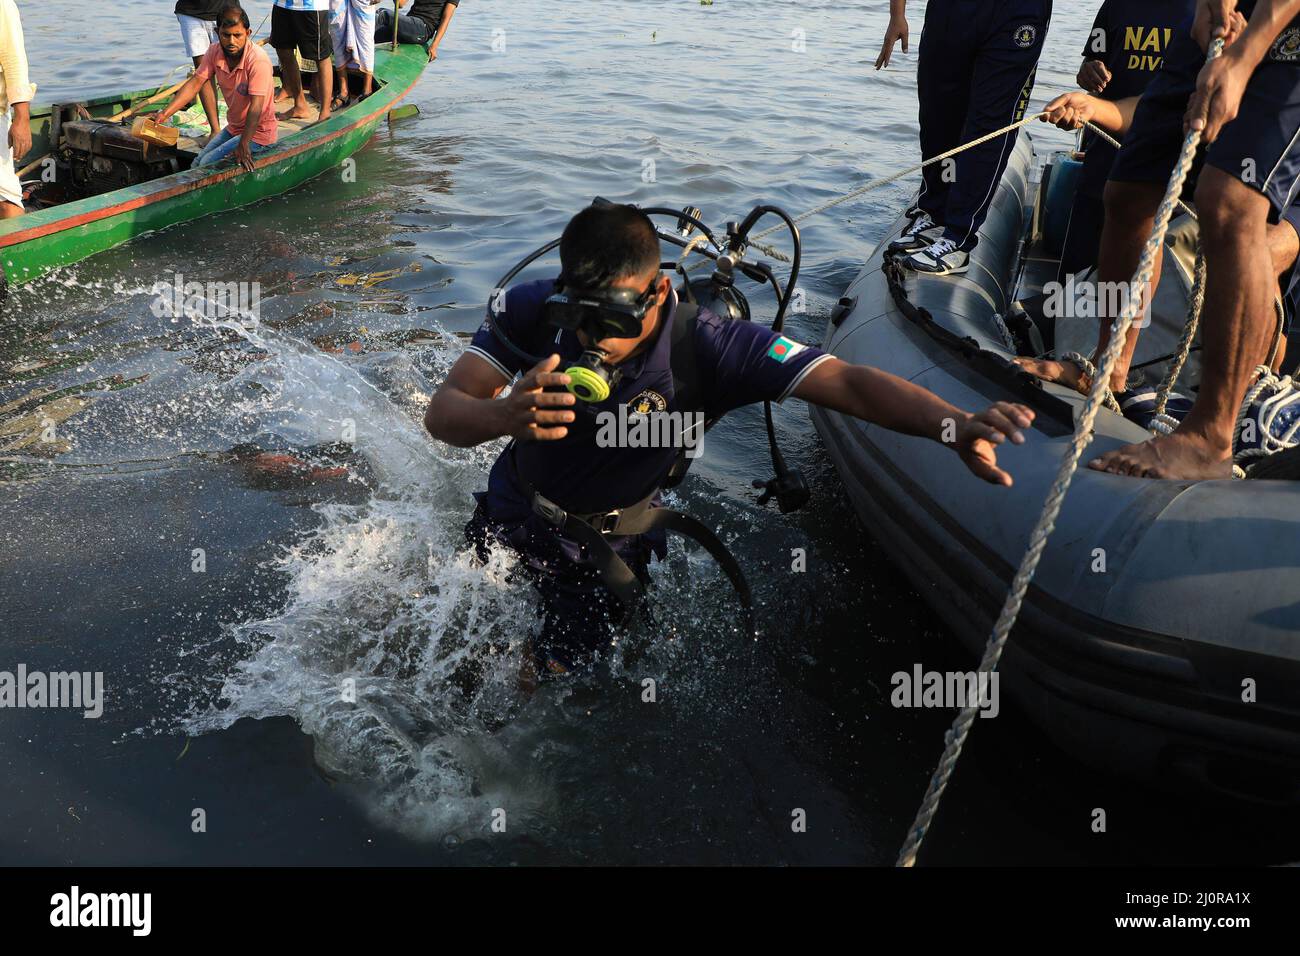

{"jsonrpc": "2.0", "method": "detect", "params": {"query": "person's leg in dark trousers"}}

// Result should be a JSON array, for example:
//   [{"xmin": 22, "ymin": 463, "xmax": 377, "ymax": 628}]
[
  {"xmin": 374, "ymin": 9, "xmax": 434, "ymax": 45},
  {"xmin": 941, "ymin": 1, "xmax": 1051, "ymax": 252},
  {"xmin": 914, "ymin": 1, "xmax": 976, "ymax": 225}
]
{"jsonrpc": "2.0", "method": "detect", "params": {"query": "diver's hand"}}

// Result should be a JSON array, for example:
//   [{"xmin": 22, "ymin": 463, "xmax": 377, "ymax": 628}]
[
  {"xmin": 875, "ymin": 15, "xmax": 909, "ymax": 70},
  {"xmin": 1041, "ymin": 92, "xmax": 1097, "ymax": 131},
  {"xmin": 1185, "ymin": 44, "xmax": 1252, "ymax": 141},
  {"xmin": 501, "ymin": 354, "xmax": 576, "ymax": 442},
  {"xmin": 1192, "ymin": 0, "xmax": 1244, "ymax": 52},
  {"xmin": 1077, "ymin": 59, "xmax": 1111, "ymax": 94},
  {"xmin": 951, "ymin": 403, "xmax": 1034, "ymax": 487}
]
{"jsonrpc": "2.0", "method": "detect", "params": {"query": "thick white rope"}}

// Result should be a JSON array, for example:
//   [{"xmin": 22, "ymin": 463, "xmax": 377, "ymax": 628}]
[
  {"xmin": 1234, "ymin": 365, "xmax": 1300, "ymax": 461},
  {"xmin": 895, "ymin": 41, "xmax": 1224, "ymax": 868}
]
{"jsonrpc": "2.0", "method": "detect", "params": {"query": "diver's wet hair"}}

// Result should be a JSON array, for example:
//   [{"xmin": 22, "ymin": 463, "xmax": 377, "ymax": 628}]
[
  {"xmin": 217, "ymin": 4, "xmax": 250, "ymax": 30},
  {"xmin": 559, "ymin": 204, "xmax": 661, "ymax": 291}
]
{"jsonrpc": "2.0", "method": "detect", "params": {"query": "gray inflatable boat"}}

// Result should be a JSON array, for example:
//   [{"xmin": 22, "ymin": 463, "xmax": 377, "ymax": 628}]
[{"xmin": 812, "ymin": 133, "xmax": 1300, "ymax": 803}]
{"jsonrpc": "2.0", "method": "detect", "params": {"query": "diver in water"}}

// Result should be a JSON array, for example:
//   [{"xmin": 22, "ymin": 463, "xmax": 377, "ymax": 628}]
[
  {"xmin": 876, "ymin": 0, "xmax": 1053, "ymax": 276},
  {"xmin": 423, "ymin": 203, "xmax": 1035, "ymax": 680}
]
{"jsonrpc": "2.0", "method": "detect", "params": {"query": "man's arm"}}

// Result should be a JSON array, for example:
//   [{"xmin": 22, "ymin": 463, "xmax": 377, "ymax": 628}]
[
  {"xmin": 8, "ymin": 101, "xmax": 29, "ymax": 164},
  {"xmin": 1187, "ymin": 0, "xmax": 1300, "ymax": 140},
  {"xmin": 792, "ymin": 357, "xmax": 1033, "ymax": 486},
  {"xmin": 428, "ymin": 1, "xmax": 458, "ymax": 60},
  {"xmin": 1041, "ymin": 91, "xmax": 1139, "ymax": 136},
  {"xmin": 1079, "ymin": 1, "xmax": 1113, "ymax": 92},
  {"xmin": 155, "ymin": 72, "xmax": 211, "ymax": 125},
  {"xmin": 425, "ymin": 352, "xmax": 577, "ymax": 447},
  {"xmin": 875, "ymin": 0, "xmax": 908, "ymax": 70},
  {"xmin": 0, "ymin": 0, "xmax": 33, "ymax": 162},
  {"xmin": 234, "ymin": 93, "xmax": 267, "ymax": 172}
]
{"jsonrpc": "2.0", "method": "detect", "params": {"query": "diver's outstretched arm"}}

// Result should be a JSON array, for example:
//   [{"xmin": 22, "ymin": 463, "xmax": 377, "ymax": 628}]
[{"xmin": 793, "ymin": 357, "xmax": 1034, "ymax": 486}]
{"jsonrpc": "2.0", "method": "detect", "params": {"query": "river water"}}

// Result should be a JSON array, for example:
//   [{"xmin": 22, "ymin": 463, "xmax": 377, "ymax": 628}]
[{"xmin": 2, "ymin": 0, "xmax": 1296, "ymax": 865}]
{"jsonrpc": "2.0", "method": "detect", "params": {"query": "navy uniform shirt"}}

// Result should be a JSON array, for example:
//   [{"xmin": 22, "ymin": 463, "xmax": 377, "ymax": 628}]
[
  {"xmin": 466, "ymin": 278, "xmax": 831, "ymax": 527},
  {"xmin": 1078, "ymin": 0, "xmax": 1195, "ymax": 199}
]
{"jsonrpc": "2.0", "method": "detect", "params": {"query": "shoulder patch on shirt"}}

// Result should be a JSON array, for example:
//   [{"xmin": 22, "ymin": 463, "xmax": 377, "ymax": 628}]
[
  {"xmin": 767, "ymin": 336, "xmax": 806, "ymax": 364},
  {"xmin": 1272, "ymin": 27, "xmax": 1300, "ymax": 62},
  {"xmin": 1013, "ymin": 24, "xmax": 1038, "ymax": 49}
]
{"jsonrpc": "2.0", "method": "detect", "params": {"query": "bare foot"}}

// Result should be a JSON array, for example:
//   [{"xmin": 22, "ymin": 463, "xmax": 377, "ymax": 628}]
[
  {"xmin": 274, "ymin": 88, "xmax": 291, "ymax": 103},
  {"xmin": 1087, "ymin": 431, "xmax": 1234, "ymax": 480},
  {"xmin": 1014, "ymin": 356, "xmax": 1088, "ymax": 393},
  {"xmin": 282, "ymin": 105, "xmax": 315, "ymax": 120}
]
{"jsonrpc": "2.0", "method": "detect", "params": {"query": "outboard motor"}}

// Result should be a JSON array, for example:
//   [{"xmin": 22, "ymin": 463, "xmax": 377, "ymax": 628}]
[{"xmin": 59, "ymin": 119, "xmax": 183, "ymax": 199}]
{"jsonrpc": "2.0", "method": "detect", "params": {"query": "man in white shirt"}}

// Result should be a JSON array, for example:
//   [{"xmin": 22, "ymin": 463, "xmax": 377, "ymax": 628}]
[{"xmin": 0, "ymin": 0, "xmax": 33, "ymax": 218}]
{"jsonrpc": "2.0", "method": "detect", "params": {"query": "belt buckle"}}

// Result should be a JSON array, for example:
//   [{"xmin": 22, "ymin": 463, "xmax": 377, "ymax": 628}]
[
  {"xmin": 596, "ymin": 510, "xmax": 621, "ymax": 535},
  {"xmin": 531, "ymin": 492, "xmax": 567, "ymax": 528}
]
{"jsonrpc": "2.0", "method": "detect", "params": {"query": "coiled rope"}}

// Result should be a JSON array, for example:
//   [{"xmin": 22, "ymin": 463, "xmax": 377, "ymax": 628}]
[{"xmin": 895, "ymin": 40, "xmax": 1225, "ymax": 868}]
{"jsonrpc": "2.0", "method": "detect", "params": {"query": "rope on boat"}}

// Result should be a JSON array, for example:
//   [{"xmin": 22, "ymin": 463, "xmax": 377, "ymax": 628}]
[
  {"xmin": 1235, "ymin": 365, "xmax": 1300, "ymax": 461},
  {"xmin": 736, "ymin": 115, "xmax": 1189, "ymax": 265},
  {"xmin": 1152, "ymin": 250, "xmax": 1205, "ymax": 422},
  {"xmin": 710, "ymin": 112, "xmax": 1053, "ymax": 265},
  {"xmin": 1060, "ymin": 350, "xmax": 1122, "ymax": 414},
  {"xmin": 895, "ymin": 39, "xmax": 1225, "ymax": 868}
]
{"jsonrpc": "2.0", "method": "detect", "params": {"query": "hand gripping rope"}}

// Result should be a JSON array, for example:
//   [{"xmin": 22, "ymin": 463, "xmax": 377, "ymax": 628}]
[{"xmin": 894, "ymin": 39, "xmax": 1225, "ymax": 868}]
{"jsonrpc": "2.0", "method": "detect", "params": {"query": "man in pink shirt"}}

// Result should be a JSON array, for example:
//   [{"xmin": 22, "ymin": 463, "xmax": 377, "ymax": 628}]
[{"xmin": 156, "ymin": 5, "xmax": 278, "ymax": 171}]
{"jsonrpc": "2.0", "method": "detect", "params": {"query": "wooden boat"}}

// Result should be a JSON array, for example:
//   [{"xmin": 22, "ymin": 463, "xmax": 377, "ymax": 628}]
[{"xmin": 0, "ymin": 40, "xmax": 429, "ymax": 291}]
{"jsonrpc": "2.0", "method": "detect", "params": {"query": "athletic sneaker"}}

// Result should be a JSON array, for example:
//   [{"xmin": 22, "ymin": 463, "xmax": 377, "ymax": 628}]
[
  {"xmin": 904, "ymin": 236, "xmax": 970, "ymax": 276},
  {"xmin": 887, "ymin": 212, "xmax": 944, "ymax": 255},
  {"xmin": 1117, "ymin": 388, "xmax": 1194, "ymax": 433}
]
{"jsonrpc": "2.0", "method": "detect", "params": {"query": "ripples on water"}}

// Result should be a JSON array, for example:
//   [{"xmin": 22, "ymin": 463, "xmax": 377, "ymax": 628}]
[{"xmin": 7, "ymin": 1, "xmax": 1293, "ymax": 865}]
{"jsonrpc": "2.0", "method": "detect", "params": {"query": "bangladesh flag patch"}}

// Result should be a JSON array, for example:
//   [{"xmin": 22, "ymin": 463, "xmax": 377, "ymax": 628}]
[{"xmin": 767, "ymin": 336, "xmax": 805, "ymax": 363}]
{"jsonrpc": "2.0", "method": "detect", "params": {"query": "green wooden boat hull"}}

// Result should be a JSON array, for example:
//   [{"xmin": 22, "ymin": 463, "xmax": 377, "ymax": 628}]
[{"xmin": 0, "ymin": 42, "xmax": 428, "ymax": 287}]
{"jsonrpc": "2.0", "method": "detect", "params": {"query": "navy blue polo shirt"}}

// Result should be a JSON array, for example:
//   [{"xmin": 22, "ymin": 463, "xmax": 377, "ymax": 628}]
[
  {"xmin": 1078, "ymin": 0, "xmax": 1194, "ymax": 200},
  {"xmin": 465, "ymin": 278, "xmax": 832, "ymax": 523}
]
